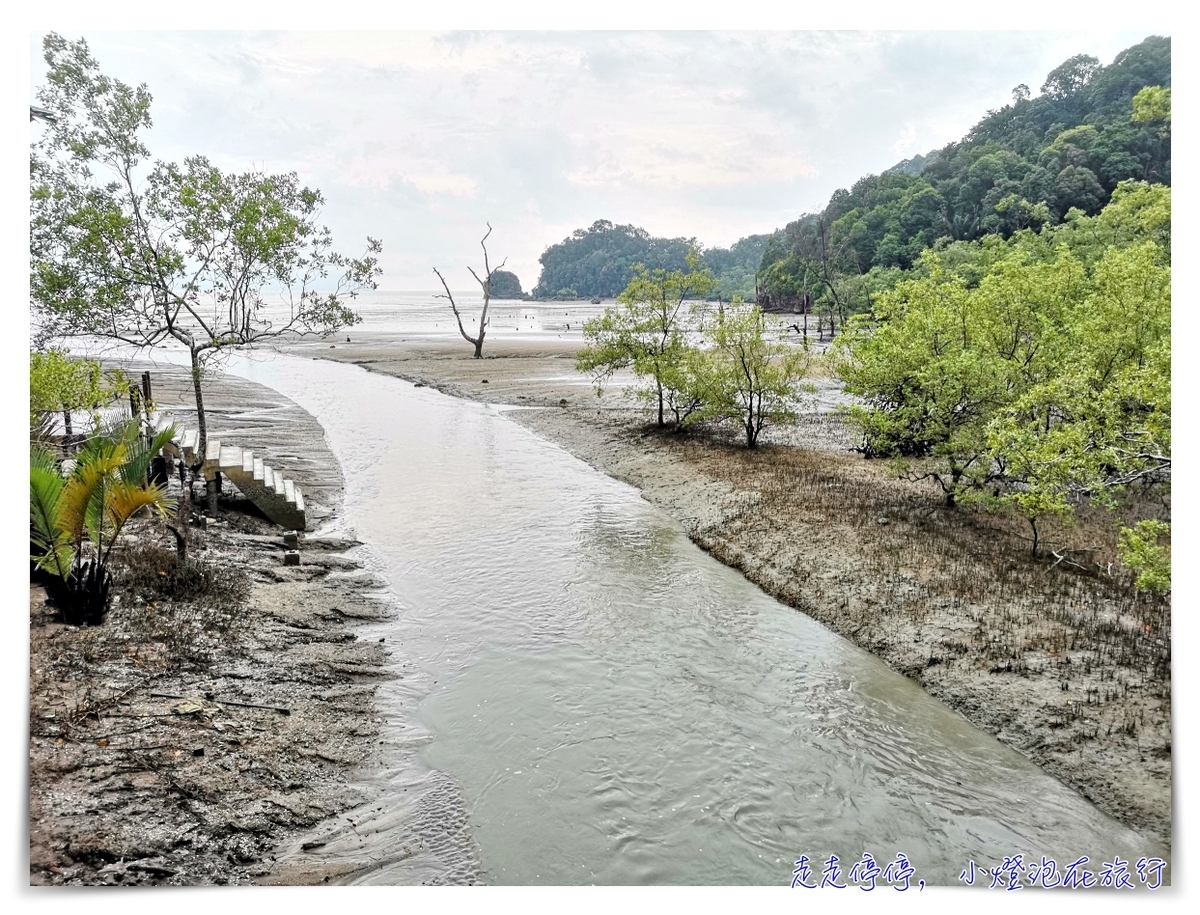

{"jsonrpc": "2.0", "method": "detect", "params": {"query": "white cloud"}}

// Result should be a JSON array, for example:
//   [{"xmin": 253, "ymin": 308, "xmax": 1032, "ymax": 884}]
[
  {"xmin": 404, "ymin": 169, "xmax": 479, "ymax": 198},
  {"xmin": 29, "ymin": 29, "xmax": 1165, "ymax": 288},
  {"xmin": 566, "ymin": 129, "xmax": 817, "ymax": 190},
  {"xmin": 890, "ymin": 126, "xmax": 918, "ymax": 156}
]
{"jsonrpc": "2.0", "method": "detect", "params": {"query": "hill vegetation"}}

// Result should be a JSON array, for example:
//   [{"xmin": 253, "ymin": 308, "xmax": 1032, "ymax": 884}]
[
  {"xmin": 561, "ymin": 36, "xmax": 1171, "ymax": 589},
  {"xmin": 532, "ymin": 220, "xmax": 770, "ymax": 301},
  {"xmin": 833, "ymin": 180, "xmax": 1170, "ymax": 572},
  {"xmin": 758, "ymin": 36, "xmax": 1170, "ymax": 318},
  {"xmin": 489, "ymin": 269, "xmax": 527, "ymax": 299},
  {"xmin": 532, "ymin": 36, "xmax": 1169, "ymax": 329}
]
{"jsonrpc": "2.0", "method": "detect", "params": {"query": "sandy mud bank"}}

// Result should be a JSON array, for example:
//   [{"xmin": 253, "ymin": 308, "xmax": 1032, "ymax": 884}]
[
  {"xmin": 29, "ymin": 366, "xmax": 393, "ymax": 885},
  {"xmin": 302, "ymin": 335, "xmax": 1171, "ymax": 848}
]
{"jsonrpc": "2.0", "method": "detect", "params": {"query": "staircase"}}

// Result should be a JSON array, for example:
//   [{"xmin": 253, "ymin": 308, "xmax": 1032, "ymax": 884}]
[{"xmin": 157, "ymin": 419, "xmax": 306, "ymax": 531}]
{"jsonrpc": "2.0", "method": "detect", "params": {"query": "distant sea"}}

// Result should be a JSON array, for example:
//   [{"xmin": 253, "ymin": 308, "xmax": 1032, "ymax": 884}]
[{"xmin": 339, "ymin": 290, "xmax": 610, "ymax": 343}]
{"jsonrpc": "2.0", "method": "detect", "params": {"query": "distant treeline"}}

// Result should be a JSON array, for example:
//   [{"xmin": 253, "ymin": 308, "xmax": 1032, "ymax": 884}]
[
  {"xmin": 528, "ymin": 221, "xmax": 769, "ymax": 301},
  {"xmin": 525, "ymin": 35, "xmax": 1170, "ymax": 311}
]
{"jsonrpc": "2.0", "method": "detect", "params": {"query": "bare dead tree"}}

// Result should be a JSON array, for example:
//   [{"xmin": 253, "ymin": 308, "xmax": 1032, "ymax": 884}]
[{"xmin": 433, "ymin": 223, "xmax": 507, "ymax": 359}]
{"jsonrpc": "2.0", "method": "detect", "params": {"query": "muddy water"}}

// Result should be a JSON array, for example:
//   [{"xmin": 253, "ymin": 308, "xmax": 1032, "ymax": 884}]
[{"xmin": 219, "ymin": 350, "xmax": 1163, "ymax": 886}]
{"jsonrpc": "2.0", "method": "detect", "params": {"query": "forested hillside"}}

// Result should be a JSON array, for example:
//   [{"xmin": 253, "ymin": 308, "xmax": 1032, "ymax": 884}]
[
  {"xmin": 489, "ymin": 269, "xmax": 527, "ymax": 299},
  {"xmin": 531, "ymin": 219, "xmax": 769, "ymax": 300},
  {"xmin": 532, "ymin": 221, "xmax": 694, "ymax": 298},
  {"xmin": 700, "ymin": 234, "xmax": 773, "ymax": 300},
  {"xmin": 758, "ymin": 36, "xmax": 1170, "ymax": 314},
  {"xmin": 532, "ymin": 37, "xmax": 1168, "ymax": 316}
]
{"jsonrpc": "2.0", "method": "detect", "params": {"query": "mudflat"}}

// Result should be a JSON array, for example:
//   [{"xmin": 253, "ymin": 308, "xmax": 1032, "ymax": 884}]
[
  {"xmin": 29, "ymin": 336, "xmax": 1169, "ymax": 885},
  {"xmin": 300, "ymin": 331, "xmax": 1172, "ymax": 848},
  {"xmin": 29, "ymin": 366, "xmax": 393, "ymax": 886}
]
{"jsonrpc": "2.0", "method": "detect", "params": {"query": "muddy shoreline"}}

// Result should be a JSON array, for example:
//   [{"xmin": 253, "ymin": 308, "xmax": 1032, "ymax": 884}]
[
  {"xmin": 295, "ymin": 334, "xmax": 1171, "ymax": 850},
  {"xmin": 29, "ymin": 367, "xmax": 393, "ymax": 886},
  {"xmin": 29, "ymin": 339, "xmax": 1169, "ymax": 885}
]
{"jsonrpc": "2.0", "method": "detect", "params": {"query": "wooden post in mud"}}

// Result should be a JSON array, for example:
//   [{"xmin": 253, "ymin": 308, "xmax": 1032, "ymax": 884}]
[
  {"xmin": 209, "ymin": 472, "xmax": 223, "ymax": 515},
  {"xmin": 168, "ymin": 460, "xmax": 191, "ymax": 562}
]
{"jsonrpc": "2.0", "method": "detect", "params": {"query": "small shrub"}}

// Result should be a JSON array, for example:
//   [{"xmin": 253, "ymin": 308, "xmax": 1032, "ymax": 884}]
[
  {"xmin": 116, "ymin": 542, "xmax": 250, "ymax": 605},
  {"xmin": 1119, "ymin": 520, "xmax": 1171, "ymax": 594},
  {"xmin": 123, "ymin": 596, "xmax": 250, "ymax": 666},
  {"xmin": 116, "ymin": 542, "xmax": 252, "ymax": 666}
]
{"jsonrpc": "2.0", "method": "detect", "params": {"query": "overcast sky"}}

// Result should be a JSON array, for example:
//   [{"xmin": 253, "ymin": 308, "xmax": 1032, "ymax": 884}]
[{"xmin": 28, "ymin": 29, "xmax": 1163, "ymax": 291}]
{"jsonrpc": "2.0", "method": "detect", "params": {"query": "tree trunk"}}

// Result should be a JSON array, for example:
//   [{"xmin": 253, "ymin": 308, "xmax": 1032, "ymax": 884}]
[
  {"xmin": 945, "ymin": 466, "xmax": 963, "ymax": 507},
  {"xmin": 474, "ymin": 284, "xmax": 491, "ymax": 358},
  {"xmin": 189, "ymin": 347, "xmax": 208, "ymax": 466},
  {"xmin": 141, "ymin": 371, "xmax": 154, "ymax": 447},
  {"xmin": 189, "ymin": 347, "xmax": 218, "ymax": 517},
  {"xmin": 1030, "ymin": 517, "xmax": 1040, "ymax": 557},
  {"xmin": 168, "ymin": 461, "xmax": 190, "ymax": 562}
]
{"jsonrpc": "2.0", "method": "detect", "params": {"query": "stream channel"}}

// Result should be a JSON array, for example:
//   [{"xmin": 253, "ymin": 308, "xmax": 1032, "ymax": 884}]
[{"xmin": 211, "ymin": 350, "xmax": 1163, "ymax": 886}]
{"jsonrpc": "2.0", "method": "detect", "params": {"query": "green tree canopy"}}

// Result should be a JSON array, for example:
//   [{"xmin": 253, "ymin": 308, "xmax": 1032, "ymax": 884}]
[
  {"xmin": 702, "ymin": 302, "xmax": 813, "ymax": 447},
  {"xmin": 833, "ymin": 187, "xmax": 1170, "ymax": 556},
  {"xmin": 29, "ymin": 349, "xmax": 128, "ymax": 431},
  {"xmin": 576, "ymin": 250, "xmax": 716, "ymax": 427},
  {"xmin": 533, "ymin": 219, "xmax": 770, "ymax": 301},
  {"xmin": 1132, "ymin": 85, "xmax": 1171, "ymax": 127},
  {"xmin": 759, "ymin": 36, "xmax": 1170, "ymax": 307},
  {"xmin": 489, "ymin": 269, "xmax": 526, "ymax": 299},
  {"xmin": 534, "ymin": 221, "xmax": 695, "ymax": 298},
  {"xmin": 30, "ymin": 34, "xmax": 381, "ymax": 460}
]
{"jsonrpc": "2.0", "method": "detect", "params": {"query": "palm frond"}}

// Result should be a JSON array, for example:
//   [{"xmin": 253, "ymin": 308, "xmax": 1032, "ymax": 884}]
[
  {"xmin": 106, "ymin": 481, "xmax": 171, "ymax": 528},
  {"xmin": 57, "ymin": 446, "xmax": 126, "ymax": 544},
  {"xmin": 148, "ymin": 423, "xmax": 177, "ymax": 456},
  {"xmin": 30, "ymin": 410, "xmax": 57, "ymax": 447},
  {"xmin": 100, "ymin": 482, "xmax": 172, "ymax": 564},
  {"xmin": 30, "ymin": 449, "xmax": 65, "ymax": 538},
  {"xmin": 120, "ymin": 422, "xmax": 176, "ymax": 486},
  {"xmin": 71, "ymin": 432, "xmax": 125, "ymax": 474},
  {"xmin": 30, "ymin": 447, "xmax": 73, "ymax": 580},
  {"xmin": 32, "ymin": 540, "xmax": 75, "ymax": 580}
]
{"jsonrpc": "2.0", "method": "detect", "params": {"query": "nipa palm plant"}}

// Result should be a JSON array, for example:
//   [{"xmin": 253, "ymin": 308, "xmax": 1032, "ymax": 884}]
[{"xmin": 31, "ymin": 418, "xmax": 175, "ymax": 625}]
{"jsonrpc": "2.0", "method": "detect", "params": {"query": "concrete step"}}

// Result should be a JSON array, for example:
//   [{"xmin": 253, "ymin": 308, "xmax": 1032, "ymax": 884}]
[
  {"xmin": 180, "ymin": 429, "xmax": 199, "ymax": 464},
  {"xmin": 152, "ymin": 421, "xmax": 307, "ymax": 531},
  {"xmin": 154, "ymin": 414, "xmax": 180, "ymax": 458},
  {"xmin": 219, "ymin": 444, "xmax": 243, "ymax": 470}
]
